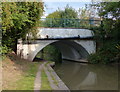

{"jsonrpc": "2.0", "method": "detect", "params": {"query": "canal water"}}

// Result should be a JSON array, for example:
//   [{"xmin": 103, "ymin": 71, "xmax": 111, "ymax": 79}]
[{"xmin": 54, "ymin": 60, "xmax": 119, "ymax": 90}]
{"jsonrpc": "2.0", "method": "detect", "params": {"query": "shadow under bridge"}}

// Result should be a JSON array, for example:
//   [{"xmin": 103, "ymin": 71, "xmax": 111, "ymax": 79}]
[{"xmin": 39, "ymin": 40, "xmax": 89, "ymax": 62}]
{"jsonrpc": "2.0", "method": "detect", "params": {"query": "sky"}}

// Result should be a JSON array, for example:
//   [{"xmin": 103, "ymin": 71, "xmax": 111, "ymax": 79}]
[{"xmin": 42, "ymin": 1, "xmax": 92, "ymax": 18}]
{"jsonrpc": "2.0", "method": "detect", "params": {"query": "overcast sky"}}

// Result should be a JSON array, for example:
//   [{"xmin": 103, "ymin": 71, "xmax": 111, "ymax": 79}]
[{"xmin": 42, "ymin": 1, "xmax": 92, "ymax": 18}]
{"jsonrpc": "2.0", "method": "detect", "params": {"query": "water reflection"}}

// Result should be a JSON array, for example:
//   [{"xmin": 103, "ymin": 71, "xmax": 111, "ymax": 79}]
[{"xmin": 54, "ymin": 60, "xmax": 118, "ymax": 90}]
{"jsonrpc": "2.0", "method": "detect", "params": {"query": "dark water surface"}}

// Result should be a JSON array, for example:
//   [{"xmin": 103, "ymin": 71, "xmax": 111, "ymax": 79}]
[{"xmin": 54, "ymin": 60, "xmax": 119, "ymax": 90}]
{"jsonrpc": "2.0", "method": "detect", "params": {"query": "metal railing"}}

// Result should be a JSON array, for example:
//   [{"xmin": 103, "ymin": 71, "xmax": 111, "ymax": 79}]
[{"xmin": 40, "ymin": 18, "xmax": 102, "ymax": 29}]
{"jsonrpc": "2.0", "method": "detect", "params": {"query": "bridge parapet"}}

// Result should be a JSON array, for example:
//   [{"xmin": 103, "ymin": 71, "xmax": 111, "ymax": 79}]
[{"xmin": 37, "ymin": 28, "xmax": 94, "ymax": 39}]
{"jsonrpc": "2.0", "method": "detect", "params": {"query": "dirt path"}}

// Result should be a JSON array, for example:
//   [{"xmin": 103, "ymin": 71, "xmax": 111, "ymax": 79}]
[
  {"xmin": 34, "ymin": 62, "xmax": 45, "ymax": 92},
  {"xmin": 34, "ymin": 61, "xmax": 70, "ymax": 91}
]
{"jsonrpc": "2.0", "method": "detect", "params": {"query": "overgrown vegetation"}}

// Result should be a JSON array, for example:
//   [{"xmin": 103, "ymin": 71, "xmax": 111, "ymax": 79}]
[
  {"xmin": 1, "ymin": 2, "xmax": 45, "ymax": 90},
  {"xmin": 88, "ymin": 41, "xmax": 119, "ymax": 64},
  {"xmin": 88, "ymin": 2, "xmax": 120, "ymax": 64},
  {"xmin": 2, "ymin": 2, "xmax": 44, "ymax": 53},
  {"xmin": 0, "ymin": 45, "xmax": 11, "ymax": 58}
]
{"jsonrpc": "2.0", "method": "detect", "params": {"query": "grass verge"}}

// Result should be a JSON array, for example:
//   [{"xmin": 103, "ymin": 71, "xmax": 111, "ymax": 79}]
[
  {"xmin": 40, "ymin": 69, "xmax": 52, "ymax": 90},
  {"xmin": 2, "ymin": 53, "xmax": 41, "ymax": 90},
  {"xmin": 45, "ymin": 61, "xmax": 59, "ymax": 88},
  {"xmin": 15, "ymin": 62, "xmax": 40, "ymax": 90}
]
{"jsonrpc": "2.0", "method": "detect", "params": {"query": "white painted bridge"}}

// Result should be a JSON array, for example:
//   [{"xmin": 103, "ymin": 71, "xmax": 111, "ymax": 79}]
[{"xmin": 17, "ymin": 28, "xmax": 96, "ymax": 62}]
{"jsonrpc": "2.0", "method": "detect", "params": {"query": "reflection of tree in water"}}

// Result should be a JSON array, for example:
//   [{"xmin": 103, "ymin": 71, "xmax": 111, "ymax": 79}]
[
  {"xmin": 54, "ymin": 61, "xmax": 90, "ymax": 89},
  {"xmin": 85, "ymin": 64, "xmax": 118, "ymax": 90},
  {"xmin": 54, "ymin": 61, "xmax": 118, "ymax": 90}
]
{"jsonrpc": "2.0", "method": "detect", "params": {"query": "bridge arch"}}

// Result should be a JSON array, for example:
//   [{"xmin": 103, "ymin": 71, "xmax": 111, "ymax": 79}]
[
  {"xmin": 17, "ymin": 40, "xmax": 95, "ymax": 62},
  {"xmin": 25, "ymin": 40, "xmax": 90, "ymax": 62}
]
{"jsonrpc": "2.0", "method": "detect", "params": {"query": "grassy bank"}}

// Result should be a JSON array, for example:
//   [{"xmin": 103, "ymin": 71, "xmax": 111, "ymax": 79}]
[
  {"xmin": 2, "ymin": 54, "xmax": 62, "ymax": 91},
  {"xmin": 2, "ymin": 53, "xmax": 41, "ymax": 90}
]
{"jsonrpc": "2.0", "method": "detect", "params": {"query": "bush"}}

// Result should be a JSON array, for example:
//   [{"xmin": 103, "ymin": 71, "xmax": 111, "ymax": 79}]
[
  {"xmin": 0, "ymin": 45, "xmax": 12, "ymax": 59},
  {"xmin": 88, "ymin": 42, "xmax": 119, "ymax": 64},
  {"xmin": 88, "ymin": 53, "xmax": 101, "ymax": 64}
]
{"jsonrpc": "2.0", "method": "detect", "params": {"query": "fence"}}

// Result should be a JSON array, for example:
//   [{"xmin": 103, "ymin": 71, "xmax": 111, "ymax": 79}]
[{"xmin": 40, "ymin": 18, "xmax": 102, "ymax": 29}]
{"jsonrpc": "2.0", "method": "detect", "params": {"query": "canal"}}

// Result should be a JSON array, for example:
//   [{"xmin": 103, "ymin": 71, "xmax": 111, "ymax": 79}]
[{"xmin": 53, "ymin": 60, "xmax": 118, "ymax": 90}]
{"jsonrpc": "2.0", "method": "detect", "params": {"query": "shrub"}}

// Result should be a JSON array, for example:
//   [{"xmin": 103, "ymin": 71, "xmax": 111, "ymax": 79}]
[
  {"xmin": 0, "ymin": 45, "xmax": 12, "ymax": 59},
  {"xmin": 88, "ymin": 42, "xmax": 119, "ymax": 64},
  {"xmin": 88, "ymin": 53, "xmax": 101, "ymax": 64}
]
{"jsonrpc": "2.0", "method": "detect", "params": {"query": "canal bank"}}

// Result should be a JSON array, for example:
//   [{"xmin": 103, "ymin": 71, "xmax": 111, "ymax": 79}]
[
  {"xmin": 2, "ymin": 54, "xmax": 119, "ymax": 91},
  {"xmin": 34, "ymin": 61, "xmax": 70, "ymax": 91},
  {"xmin": 2, "ymin": 54, "xmax": 70, "ymax": 91}
]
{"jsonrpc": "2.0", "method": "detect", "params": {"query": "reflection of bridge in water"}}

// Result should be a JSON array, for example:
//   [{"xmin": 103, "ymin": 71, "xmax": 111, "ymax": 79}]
[
  {"xmin": 17, "ymin": 18, "xmax": 101, "ymax": 62},
  {"xmin": 54, "ymin": 60, "xmax": 118, "ymax": 90}
]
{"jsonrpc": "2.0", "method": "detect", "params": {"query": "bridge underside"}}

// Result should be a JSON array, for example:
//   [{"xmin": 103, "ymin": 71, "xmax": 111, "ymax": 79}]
[{"xmin": 51, "ymin": 40, "xmax": 89, "ymax": 61}]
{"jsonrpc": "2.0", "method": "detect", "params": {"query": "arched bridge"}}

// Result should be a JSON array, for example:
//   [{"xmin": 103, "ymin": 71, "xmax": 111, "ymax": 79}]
[{"xmin": 17, "ymin": 28, "xmax": 96, "ymax": 62}]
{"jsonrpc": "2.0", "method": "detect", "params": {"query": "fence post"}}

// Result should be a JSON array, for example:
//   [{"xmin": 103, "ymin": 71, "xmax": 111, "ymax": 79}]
[{"xmin": 89, "ymin": 18, "xmax": 94, "ymax": 28}]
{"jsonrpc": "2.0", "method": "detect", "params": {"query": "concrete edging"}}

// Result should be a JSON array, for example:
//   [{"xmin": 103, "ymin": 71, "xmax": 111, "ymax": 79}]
[{"xmin": 47, "ymin": 62, "xmax": 70, "ymax": 91}]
